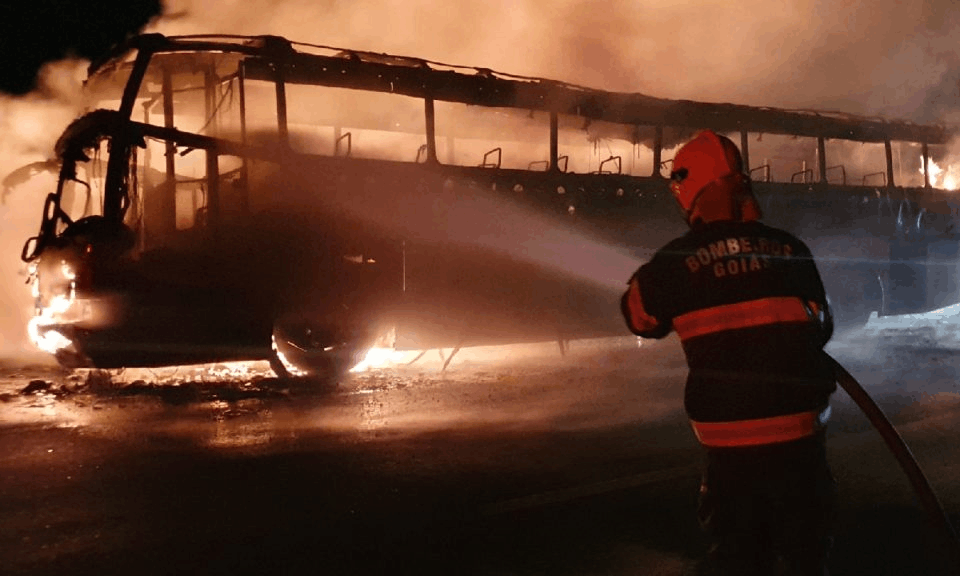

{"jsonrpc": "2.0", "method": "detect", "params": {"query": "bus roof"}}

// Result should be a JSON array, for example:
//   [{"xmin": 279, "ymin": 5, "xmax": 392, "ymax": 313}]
[{"xmin": 91, "ymin": 33, "xmax": 949, "ymax": 146}]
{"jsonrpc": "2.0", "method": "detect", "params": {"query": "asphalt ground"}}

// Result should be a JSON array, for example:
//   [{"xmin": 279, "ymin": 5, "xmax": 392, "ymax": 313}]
[{"xmin": 0, "ymin": 333, "xmax": 958, "ymax": 575}]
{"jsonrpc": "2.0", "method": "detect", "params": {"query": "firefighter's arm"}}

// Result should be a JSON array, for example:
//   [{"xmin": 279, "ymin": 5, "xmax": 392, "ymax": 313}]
[
  {"xmin": 621, "ymin": 276, "xmax": 672, "ymax": 339},
  {"xmin": 806, "ymin": 294, "xmax": 834, "ymax": 347},
  {"xmin": 794, "ymin": 242, "xmax": 834, "ymax": 346}
]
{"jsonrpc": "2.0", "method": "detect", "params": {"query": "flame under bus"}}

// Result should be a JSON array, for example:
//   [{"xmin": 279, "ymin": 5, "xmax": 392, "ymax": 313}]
[{"xmin": 22, "ymin": 33, "xmax": 960, "ymax": 374}]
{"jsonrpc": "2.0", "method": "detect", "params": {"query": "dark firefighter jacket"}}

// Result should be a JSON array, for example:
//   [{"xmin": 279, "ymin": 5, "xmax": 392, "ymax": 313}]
[{"xmin": 621, "ymin": 220, "xmax": 836, "ymax": 427}]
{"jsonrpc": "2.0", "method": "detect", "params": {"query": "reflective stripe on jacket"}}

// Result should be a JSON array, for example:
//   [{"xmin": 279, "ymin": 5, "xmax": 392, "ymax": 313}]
[
  {"xmin": 673, "ymin": 296, "xmax": 816, "ymax": 341},
  {"xmin": 691, "ymin": 406, "xmax": 831, "ymax": 447}
]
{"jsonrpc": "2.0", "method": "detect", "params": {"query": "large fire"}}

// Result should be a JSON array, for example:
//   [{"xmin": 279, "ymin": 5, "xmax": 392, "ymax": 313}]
[
  {"xmin": 25, "ymin": 261, "xmax": 77, "ymax": 355},
  {"xmin": 920, "ymin": 156, "xmax": 960, "ymax": 191}
]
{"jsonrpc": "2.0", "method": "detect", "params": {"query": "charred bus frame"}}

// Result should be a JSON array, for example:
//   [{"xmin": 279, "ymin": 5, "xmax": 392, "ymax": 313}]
[{"xmin": 21, "ymin": 33, "xmax": 960, "ymax": 371}]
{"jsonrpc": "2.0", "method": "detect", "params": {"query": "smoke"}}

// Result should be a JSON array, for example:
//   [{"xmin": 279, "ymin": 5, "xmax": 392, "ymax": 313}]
[
  {"xmin": 4, "ymin": 0, "xmax": 960, "ymax": 362},
  {"xmin": 149, "ymin": 0, "xmax": 960, "ymax": 203},
  {"xmin": 147, "ymin": 0, "xmax": 960, "ymax": 220},
  {"xmin": 0, "ymin": 60, "xmax": 87, "ymax": 362},
  {"xmin": 151, "ymin": 0, "xmax": 960, "ymax": 122}
]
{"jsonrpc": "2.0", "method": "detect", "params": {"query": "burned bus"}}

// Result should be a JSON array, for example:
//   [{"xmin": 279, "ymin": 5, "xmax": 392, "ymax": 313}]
[{"xmin": 20, "ymin": 33, "xmax": 960, "ymax": 376}]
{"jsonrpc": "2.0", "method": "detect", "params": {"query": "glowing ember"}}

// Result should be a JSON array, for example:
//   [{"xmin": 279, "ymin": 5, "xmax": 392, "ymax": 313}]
[
  {"xmin": 60, "ymin": 261, "xmax": 76, "ymax": 280},
  {"xmin": 80, "ymin": 361, "xmax": 275, "ymax": 385},
  {"xmin": 206, "ymin": 361, "xmax": 258, "ymax": 379}
]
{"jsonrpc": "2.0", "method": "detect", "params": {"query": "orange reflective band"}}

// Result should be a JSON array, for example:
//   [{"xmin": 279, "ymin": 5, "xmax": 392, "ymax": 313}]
[
  {"xmin": 690, "ymin": 408, "xmax": 829, "ymax": 448},
  {"xmin": 673, "ymin": 296, "xmax": 811, "ymax": 340}
]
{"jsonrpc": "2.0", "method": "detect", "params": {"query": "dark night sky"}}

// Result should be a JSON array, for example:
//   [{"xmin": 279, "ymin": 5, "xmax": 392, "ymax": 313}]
[{"xmin": 0, "ymin": 0, "xmax": 162, "ymax": 95}]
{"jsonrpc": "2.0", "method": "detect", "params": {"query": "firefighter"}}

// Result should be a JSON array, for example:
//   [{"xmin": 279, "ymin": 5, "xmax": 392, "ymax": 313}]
[{"xmin": 621, "ymin": 130, "xmax": 837, "ymax": 576}]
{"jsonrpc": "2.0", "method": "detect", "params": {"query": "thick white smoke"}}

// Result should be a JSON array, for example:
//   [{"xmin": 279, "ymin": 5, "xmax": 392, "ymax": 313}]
[
  {"xmin": 152, "ymin": 0, "xmax": 960, "ymax": 120},
  {"xmin": 147, "ymin": 1, "xmax": 960, "ymax": 201},
  {"xmin": 0, "ymin": 60, "xmax": 87, "ymax": 362}
]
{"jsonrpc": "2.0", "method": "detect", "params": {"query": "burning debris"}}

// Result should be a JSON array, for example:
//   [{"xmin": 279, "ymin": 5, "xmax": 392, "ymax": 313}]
[{"xmin": 20, "ymin": 379, "xmax": 52, "ymax": 395}]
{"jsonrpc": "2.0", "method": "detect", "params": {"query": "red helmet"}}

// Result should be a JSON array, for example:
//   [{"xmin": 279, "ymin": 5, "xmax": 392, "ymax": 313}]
[{"xmin": 669, "ymin": 130, "xmax": 761, "ymax": 226}]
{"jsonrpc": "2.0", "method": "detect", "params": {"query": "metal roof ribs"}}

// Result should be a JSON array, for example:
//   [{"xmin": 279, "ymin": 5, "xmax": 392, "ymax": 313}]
[{"xmin": 99, "ymin": 34, "xmax": 949, "ymax": 146}]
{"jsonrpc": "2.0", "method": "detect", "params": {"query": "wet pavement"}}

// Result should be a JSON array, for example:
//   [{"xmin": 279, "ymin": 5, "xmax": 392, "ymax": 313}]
[{"xmin": 1, "ymin": 335, "xmax": 959, "ymax": 575}]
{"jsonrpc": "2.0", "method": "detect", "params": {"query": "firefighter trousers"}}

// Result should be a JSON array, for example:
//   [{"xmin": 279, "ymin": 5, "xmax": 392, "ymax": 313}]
[{"xmin": 696, "ymin": 432, "xmax": 836, "ymax": 576}]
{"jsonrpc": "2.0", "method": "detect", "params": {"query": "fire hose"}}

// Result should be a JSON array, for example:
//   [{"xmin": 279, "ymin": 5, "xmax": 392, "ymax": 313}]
[{"xmin": 828, "ymin": 353, "xmax": 960, "ymax": 571}]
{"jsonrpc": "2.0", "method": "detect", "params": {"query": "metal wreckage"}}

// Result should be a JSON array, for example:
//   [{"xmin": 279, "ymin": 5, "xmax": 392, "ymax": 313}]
[{"xmin": 15, "ymin": 33, "xmax": 960, "ymax": 377}]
